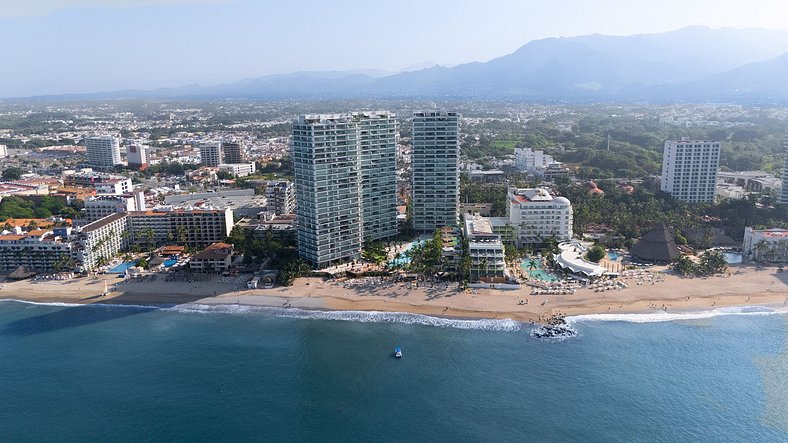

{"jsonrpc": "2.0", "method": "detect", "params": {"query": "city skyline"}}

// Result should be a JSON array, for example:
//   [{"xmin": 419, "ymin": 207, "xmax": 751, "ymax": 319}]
[{"xmin": 2, "ymin": 0, "xmax": 788, "ymax": 97}]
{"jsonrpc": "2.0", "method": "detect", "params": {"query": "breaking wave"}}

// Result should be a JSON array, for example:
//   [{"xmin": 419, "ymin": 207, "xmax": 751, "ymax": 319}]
[
  {"xmin": 567, "ymin": 306, "xmax": 786, "ymax": 324},
  {"xmin": 166, "ymin": 303, "xmax": 524, "ymax": 331}
]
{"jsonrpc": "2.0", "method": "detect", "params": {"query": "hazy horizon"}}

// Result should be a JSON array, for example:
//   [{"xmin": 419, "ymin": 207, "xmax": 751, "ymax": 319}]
[{"xmin": 2, "ymin": 0, "xmax": 788, "ymax": 97}]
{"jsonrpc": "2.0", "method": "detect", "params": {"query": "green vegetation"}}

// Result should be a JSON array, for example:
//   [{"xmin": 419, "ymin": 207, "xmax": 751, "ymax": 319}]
[
  {"xmin": 0, "ymin": 196, "xmax": 80, "ymax": 221},
  {"xmin": 362, "ymin": 239, "xmax": 388, "ymax": 265},
  {"xmin": 225, "ymin": 225, "xmax": 304, "ymax": 285},
  {"xmin": 141, "ymin": 161, "xmax": 199, "ymax": 177},
  {"xmin": 403, "ymin": 230, "xmax": 445, "ymax": 275},
  {"xmin": 2, "ymin": 167, "xmax": 23, "ymax": 180},
  {"xmin": 671, "ymin": 251, "xmax": 728, "ymax": 277},
  {"xmin": 558, "ymin": 182, "xmax": 787, "ymax": 244},
  {"xmin": 585, "ymin": 245, "xmax": 606, "ymax": 263}
]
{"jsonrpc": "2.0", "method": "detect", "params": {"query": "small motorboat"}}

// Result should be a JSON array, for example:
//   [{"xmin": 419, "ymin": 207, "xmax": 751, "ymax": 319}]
[{"xmin": 394, "ymin": 346, "xmax": 402, "ymax": 358}]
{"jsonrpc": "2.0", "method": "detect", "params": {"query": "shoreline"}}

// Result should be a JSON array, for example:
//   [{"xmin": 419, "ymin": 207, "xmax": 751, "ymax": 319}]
[{"xmin": 0, "ymin": 263, "xmax": 785, "ymax": 325}]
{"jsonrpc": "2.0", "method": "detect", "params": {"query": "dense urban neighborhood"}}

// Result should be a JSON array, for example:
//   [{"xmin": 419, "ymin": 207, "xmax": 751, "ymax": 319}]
[{"xmin": 0, "ymin": 101, "xmax": 785, "ymax": 296}]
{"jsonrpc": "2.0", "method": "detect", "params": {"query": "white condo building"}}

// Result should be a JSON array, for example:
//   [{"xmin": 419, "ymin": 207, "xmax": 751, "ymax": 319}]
[
  {"xmin": 463, "ymin": 214, "xmax": 506, "ymax": 280},
  {"xmin": 506, "ymin": 187, "xmax": 573, "ymax": 246},
  {"xmin": 660, "ymin": 139, "xmax": 721, "ymax": 203},
  {"xmin": 411, "ymin": 111, "xmax": 461, "ymax": 232},
  {"xmin": 0, "ymin": 144, "xmax": 7, "ymax": 158},
  {"xmin": 200, "ymin": 141, "xmax": 222, "ymax": 167},
  {"xmin": 292, "ymin": 114, "xmax": 364, "ymax": 268},
  {"xmin": 218, "ymin": 162, "xmax": 257, "ymax": 177},
  {"xmin": 357, "ymin": 111, "xmax": 398, "ymax": 241},
  {"xmin": 84, "ymin": 136, "xmax": 122, "ymax": 169}
]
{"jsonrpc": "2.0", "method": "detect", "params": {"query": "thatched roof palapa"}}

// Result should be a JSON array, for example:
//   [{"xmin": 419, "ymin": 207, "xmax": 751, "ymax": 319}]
[{"xmin": 630, "ymin": 223, "xmax": 681, "ymax": 263}]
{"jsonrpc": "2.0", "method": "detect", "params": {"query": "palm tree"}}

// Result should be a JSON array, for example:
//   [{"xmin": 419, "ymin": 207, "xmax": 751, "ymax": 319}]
[{"xmin": 752, "ymin": 239, "xmax": 769, "ymax": 262}]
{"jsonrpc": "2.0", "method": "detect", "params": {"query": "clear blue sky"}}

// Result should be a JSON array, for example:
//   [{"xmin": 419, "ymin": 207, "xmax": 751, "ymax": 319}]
[{"xmin": 2, "ymin": 0, "xmax": 787, "ymax": 97}]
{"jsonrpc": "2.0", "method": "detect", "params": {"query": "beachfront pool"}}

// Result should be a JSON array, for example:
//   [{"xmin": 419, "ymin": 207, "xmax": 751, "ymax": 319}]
[
  {"xmin": 520, "ymin": 258, "xmax": 559, "ymax": 282},
  {"xmin": 163, "ymin": 258, "xmax": 178, "ymax": 268},
  {"xmin": 723, "ymin": 252, "xmax": 743, "ymax": 264},
  {"xmin": 607, "ymin": 252, "xmax": 620, "ymax": 261},
  {"xmin": 389, "ymin": 240, "xmax": 426, "ymax": 267},
  {"xmin": 108, "ymin": 261, "xmax": 136, "ymax": 273}
]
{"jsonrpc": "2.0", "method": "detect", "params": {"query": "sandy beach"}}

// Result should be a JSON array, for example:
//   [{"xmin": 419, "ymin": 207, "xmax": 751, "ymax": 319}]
[{"xmin": 1, "ymin": 263, "xmax": 786, "ymax": 323}]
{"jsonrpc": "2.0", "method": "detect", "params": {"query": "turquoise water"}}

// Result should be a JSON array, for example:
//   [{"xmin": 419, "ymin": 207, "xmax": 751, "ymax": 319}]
[
  {"xmin": 520, "ymin": 258, "xmax": 559, "ymax": 281},
  {"xmin": 163, "ymin": 258, "xmax": 178, "ymax": 268},
  {"xmin": 607, "ymin": 252, "xmax": 620, "ymax": 261},
  {"xmin": 389, "ymin": 240, "xmax": 425, "ymax": 267},
  {"xmin": 0, "ymin": 301, "xmax": 787, "ymax": 441},
  {"xmin": 724, "ymin": 252, "xmax": 743, "ymax": 264},
  {"xmin": 108, "ymin": 261, "xmax": 136, "ymax": 273}
]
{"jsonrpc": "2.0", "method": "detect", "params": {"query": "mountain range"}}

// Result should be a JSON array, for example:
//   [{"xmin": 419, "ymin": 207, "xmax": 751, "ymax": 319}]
[{"xmin": 17, "ymin": 26, "xmax": 788, "ymax": 103}]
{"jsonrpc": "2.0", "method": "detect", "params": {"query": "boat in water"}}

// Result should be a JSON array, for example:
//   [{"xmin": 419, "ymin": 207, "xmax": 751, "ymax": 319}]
[{"xmin": 394, "ymin": 347, "xmax": 402, "ymax": 358}]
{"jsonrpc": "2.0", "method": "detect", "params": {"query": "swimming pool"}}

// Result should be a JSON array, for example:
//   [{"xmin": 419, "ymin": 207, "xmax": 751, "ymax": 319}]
[
  {"xmin": 389, "ymin": 240, "xmax": 426, "ymax": 267},
  {"xmin": 108, "ymin": 261, "xmax": 136, "ymax": 273},
  {"xmin": 607, "ymin": 252, "xmax": 620, "ymax": 261},
  {"xmin": 723, "ymin": 252, "xmax": 743, "ymax": 264},
  {"xmin": 163, "ymin": 258, "xmax": 178, "ymax": 268},
  {"xmin": 520, "ymin": 258, "xmax": 558, "ymax": 282}
]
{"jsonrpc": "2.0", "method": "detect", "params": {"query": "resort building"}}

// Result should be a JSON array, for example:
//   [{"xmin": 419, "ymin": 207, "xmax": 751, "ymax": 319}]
[
  {"xmin": 199, "ymin": 141, "xmax": 222, "ymax": 167},
  {"xmin": 743, "ymin": 227, "xmax": 788, "ymax": 263},
  {"xmin": 506, "ymin": 187, "xmax": 573, "ymax": 246},
  {"xmin": 660, "ymin": 139, "xmax": 721, "ymax": 203},
  {"xmin": 264, "ymin": 180, "xmax": 296, "ymax": 215},
  {"xmin": 0, "ymin": 230, "xmax": 73, "ymax": 273},
  {"xmin": 126, "ymin": 208, "xmax": 234, "ymax": 249},
  {"xmin": 84, "ymin": 135, "xmax": 122, "ymax": 169},
  {"xmin": 292, "ymin": 114, "xmax": 364, "ymax": 268},
  {"xmin": 0, "ymin": 144, "xmax": 7, "ymax": 158},
  {"xmin": 126, "ymin": 144, "xmax": 148, "ymax": 170},
  {"xmin": 357, "ymin": 111, "xmax": 399, "ymax": 241},
  {"xmin": 74, "ymin": 213, "xmax": 130, "ymax": 271},
  {"xmin": 222, "ymin": 141, "xmax": 245, "ymax": 164},
  {"xmin": 190, "ymin": 242, "xmax": 234, "ymax": 272},
  {"xmin": 411, "ymin": 111, "xmax": 461, "ymax": 232},
  {"xmin": 62, "ymin": 170, "xmax": 133, "ymax": 195},
  {"xmin": 463, "ymin": 214, "xmax": 506, "ymax": 280},
  {"xmin": 218, "ymin": 162, "xmax": 256, "ymax": 177},
  {"xmin": 83, "ymin": 194, "xmax": 140, "ymax": 222}
]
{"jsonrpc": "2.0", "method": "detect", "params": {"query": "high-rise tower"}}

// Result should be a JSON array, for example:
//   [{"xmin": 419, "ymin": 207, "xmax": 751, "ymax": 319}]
[
  {"xmin": 199, "ymin": 141, "xmax": 222, "ymax": 167},
  {"xmin": 411, "ymin": 111, "xmax": 461, "ymax": 232},
  {"xmin": 292, "ymin": 114, "xmax": 364, "ymax": 268},
  {"xmin": 357, "ymin": 111, "xmax": 398, "ymax": 241},
  {"xmin": 660, "ymin": 139, "xmax": 720, "ymax": 204},
  {"xmin": 222, "ymin": 141, "xmax": 244, "ymax": 164},
  {"xmin": 84, "ymin": 135, "xmax": 122, "ymax": 169}
]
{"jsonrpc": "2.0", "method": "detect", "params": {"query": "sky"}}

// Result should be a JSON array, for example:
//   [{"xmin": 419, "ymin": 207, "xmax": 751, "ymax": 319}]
[{"xmin": 1, "ymin": 0, "xmax": 788, "ymax": 97}]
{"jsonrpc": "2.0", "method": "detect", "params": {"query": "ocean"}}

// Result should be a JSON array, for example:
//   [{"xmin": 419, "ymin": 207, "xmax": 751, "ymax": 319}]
[{"xmin": 0, "ymin": 300, "xmax": 786, "ymax": 442}]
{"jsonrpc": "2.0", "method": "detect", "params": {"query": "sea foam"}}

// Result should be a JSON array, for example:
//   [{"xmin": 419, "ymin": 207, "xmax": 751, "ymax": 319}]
[
  {"xmin": 166, "ymin": 303, "xmax": 524, "ymax": 332},
  {"xmin": 567, "ymin": 306, "xmax": 786, "ymax": 324}
]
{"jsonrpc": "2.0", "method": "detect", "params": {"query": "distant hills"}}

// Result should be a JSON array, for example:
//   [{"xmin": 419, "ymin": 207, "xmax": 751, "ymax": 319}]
[{"xmin": 17, "ymin": 26, "xmax": 788, "ymax": 103}]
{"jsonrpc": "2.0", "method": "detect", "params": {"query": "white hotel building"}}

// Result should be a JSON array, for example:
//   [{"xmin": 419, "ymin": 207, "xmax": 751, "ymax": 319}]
[
  {"xmin": 660, "ymin": 139, "xmax": 721, "ymax": 203},
  {"xmin": 411, "ymin": 111, "xmax": 461, "ymax": 232},
  {"xmin": 84, "ymin": 136, "xmax": 123, "ymax": 169},
  {"xmin": 504, "ymin": 187, "xmax": 573, "ymax": 247}
]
